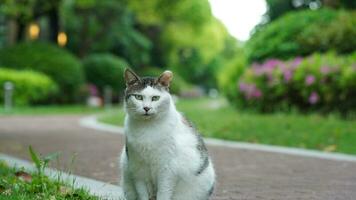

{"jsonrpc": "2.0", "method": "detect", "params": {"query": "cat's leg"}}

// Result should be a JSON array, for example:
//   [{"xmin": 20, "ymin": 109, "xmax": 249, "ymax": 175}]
[
  {"xmin": 122, "ymin": 175, "xmax": 137, "ymax": 200},
  {"xmin": 120, "ymin": 150, "xmax": 137, "ymax": 200},
  {"xmin": 172, "ymin": 162, "xmax": 215, "ymax": 200},
  {"xmin": 156, "ymin": 171, "xmax": 177, "ymax": 200},
  {"xmin": 135, "ymin": 181, "xmax": 149, "ymax": 200}
]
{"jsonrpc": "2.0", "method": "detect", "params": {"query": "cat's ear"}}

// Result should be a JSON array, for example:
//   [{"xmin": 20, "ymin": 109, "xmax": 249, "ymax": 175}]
[
  {"xmin": 124, "ymin": 68, "xmax": 141, "ymax": 86},
  {"xmin": 157, "ymin": 70, "xmax": 173, "ymax": 87}
]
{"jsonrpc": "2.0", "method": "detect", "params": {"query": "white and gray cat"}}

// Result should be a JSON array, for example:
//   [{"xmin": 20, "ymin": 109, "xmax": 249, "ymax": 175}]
[{"xmin": 119, "ymin": 68, "xmax": 215, "ymax": 200}]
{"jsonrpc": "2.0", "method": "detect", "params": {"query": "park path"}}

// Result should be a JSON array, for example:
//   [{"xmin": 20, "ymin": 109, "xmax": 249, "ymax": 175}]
[{"xmin": 1, "ymin": 115, "xmax": 356, "ymax": 200}]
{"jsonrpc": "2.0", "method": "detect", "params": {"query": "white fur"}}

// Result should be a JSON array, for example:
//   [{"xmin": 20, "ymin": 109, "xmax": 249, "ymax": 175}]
[{"xmin": 120, "ymin": 86, "xmax": 215, "ymax": 200}]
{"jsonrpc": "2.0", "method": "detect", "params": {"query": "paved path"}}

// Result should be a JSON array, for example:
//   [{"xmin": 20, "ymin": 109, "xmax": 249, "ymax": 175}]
[{"xmin": 1, "ymin": 115, "xmax": 356, "ymax": 200}]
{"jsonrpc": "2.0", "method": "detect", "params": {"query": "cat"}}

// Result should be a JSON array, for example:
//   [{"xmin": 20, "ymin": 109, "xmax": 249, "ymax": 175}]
[{"xmin": 119, "ymin": 68, "xmax": 215, "ymax": 200}]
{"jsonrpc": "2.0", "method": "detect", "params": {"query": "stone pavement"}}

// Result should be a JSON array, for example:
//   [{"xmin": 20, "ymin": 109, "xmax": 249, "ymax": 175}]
[{"xmin": 1, "ymin": 115, "xmax": 356, "ymax": 200}]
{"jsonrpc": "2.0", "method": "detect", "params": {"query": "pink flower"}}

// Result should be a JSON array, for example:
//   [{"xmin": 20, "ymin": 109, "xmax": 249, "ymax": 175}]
[
  {"xmin": 263, "ymin": 59, "xmax": 282, "ymax": 69},
  {"xmin": 238, "ymin": 82, "xmax": 249, "ymax": 92},
  {"xmin": 291, "ymin": 57, "xmax": 302, "ymax": 69},
  {"xmin": 283, "ymin": 70, "xmax": 293, "ymax": 82},
  {"xmin": 320, "ymin": 66, "xmax": 331, "ymax": 75},
  {"xmin": 238, "ymin": 82, "xmax": 263, "ymax": 100},
  {"xmin": 253, "ymin": 59, "xmax": 284, "ymax": 76},
  {"xmin": 252, "ymin": 89, "xmax": 262, "ymax": 98},
  {"xmin": 309, "ymin": 92, "xmax": 319, "ymax": 104},
  {"xmin": 305, "ymin": 75, "xmax": 315, "ymax": 86}
]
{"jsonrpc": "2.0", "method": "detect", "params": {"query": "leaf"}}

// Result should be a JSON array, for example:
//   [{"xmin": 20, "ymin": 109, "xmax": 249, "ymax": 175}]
[
  {"xmin": 15, "ymin": 171, "xmax": 32, "ymax": 182},
  {"xmin": 28, "ymin": 145, "xmax": 42, "ymax": 172}
]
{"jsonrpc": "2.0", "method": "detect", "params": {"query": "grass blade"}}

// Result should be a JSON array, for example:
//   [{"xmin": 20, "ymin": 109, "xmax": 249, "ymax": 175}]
[{"xmin": 28, "ymin": 145, "xmax": 41, "ymax": 173}]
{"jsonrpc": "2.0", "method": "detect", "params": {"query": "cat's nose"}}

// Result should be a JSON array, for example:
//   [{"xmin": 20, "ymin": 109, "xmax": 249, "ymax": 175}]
[{"xmin": 143, "ymin": 107, "xmax": 151, "ymax": 112}]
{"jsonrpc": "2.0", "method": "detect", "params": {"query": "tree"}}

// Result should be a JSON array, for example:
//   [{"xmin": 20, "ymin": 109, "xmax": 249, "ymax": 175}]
[
  {"xmin": 63, "ymin": 0, "xmax": 152, "ymax": 66},
  {"xmin": 127, "ymin": 0, "xmax": 230, "ymax": 87},
  {"xmin": 0, "ymin": 0, "xmax": 62, "ymax": 42}
]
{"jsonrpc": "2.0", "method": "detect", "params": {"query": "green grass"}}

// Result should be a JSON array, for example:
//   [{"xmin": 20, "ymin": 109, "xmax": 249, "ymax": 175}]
[
  {"xmin": 99, "ymin": 98, "xmax": 356, "ymax": 155},
  {"xmin": 0, "ymin": 105, "xmax": 106, "ymax": 116},
  {"xmin": 0, "ymin": 161, "xmax": 99, "ymax": 200}
]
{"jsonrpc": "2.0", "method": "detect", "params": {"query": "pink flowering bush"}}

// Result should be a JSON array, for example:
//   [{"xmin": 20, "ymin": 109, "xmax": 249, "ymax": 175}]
[{"xmin": 236, "ymin": 52, "xmax": 356, "ymax": 113}]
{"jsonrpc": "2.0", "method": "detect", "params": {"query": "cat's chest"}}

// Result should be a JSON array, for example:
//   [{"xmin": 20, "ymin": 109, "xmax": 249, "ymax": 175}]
[
  {"xmin": 126, "ymin": 125, "xmax": 176, "ymax": 163},
  {"xmin": 127, "ymin": 135, "xmax": 174, "ymax": 163}
]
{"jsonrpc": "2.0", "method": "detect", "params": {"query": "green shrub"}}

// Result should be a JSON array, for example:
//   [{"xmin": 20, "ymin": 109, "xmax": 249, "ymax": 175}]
[
  {"xmin": 140, "ymin": 67, "xmax": 192, "ymax": 95},
  {"xmin": 235, "ymin": 52, "xmax": 356, "ymax": 114},
  {"xmin": 0, "ymin": 42, "xmax": 84, "ymax": 103},
  {"xmin": 0, "ymin": 68, "xmax": 58, "ymax": 105},
  {"xmin": 83, "ymin": 54, "xmax": 128, "ymax": 97},
  {"xmin": 298, "ymin": 11, "xmax": 356, "ymax": 55},
  {"xmin": 246, "ymin": 9, "xmax": 355, "ymax": 62},
  {"xmin": 217, "ymin": 53, "xmax": 247, "ymax": 103}
]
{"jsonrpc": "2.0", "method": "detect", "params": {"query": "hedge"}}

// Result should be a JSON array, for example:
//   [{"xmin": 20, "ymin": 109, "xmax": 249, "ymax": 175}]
[
  {"xmin": 235, "ymin": 52, "xmax": 356, "ymax": 114},
  {"xmin": 83, "ymin": 54, "xmax": 129, "ymax": 97},
  {"xmin": 246, "ymin": 9, "xmax": 356, "ymax": 62},
  {"xmin": 0, "ymin": 68, "xmax": 58, "ymax": 106},
  {"xmin": 0, "ymin": 42, "xmax": 84, "ymax": 103}
]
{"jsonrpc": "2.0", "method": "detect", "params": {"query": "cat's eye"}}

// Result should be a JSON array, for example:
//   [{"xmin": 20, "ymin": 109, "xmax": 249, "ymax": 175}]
[
  {"xmin": 152, "ymin": 96, "xmax": 160, "ymax": 101},
  {"xmin": 134, "ymin": 94, "xmax": 143, "ymax": 100}
]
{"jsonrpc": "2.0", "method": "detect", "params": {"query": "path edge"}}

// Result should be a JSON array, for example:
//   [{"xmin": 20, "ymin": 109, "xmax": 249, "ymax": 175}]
[{"xmin": 80, "ymin": 115, "xmax": 356, "ymax": 163}]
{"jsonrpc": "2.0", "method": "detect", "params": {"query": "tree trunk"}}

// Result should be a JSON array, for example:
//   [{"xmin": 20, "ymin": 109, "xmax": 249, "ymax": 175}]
[
  {"xmin": 16, "ymin": 20, "xmax": 26, "ymax": 42},
  {"xmin": 48, "ymin": 7, "xmax": 59, "ymax": 43}
]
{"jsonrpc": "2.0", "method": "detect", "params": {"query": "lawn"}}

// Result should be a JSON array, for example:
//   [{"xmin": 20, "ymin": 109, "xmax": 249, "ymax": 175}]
[
  {"xmin": 99, "ymin": 98, "xmax": 356, "ymax": 155},
  {"xmin": 0, "ymin": 161, "xmax": 98, "ymax": 200},
  {"xmin": 0, "ymin": 105, "xmax": 105, "ymax": 116}
]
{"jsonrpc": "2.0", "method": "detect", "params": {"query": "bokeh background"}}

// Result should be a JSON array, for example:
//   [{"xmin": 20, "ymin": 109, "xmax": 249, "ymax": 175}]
[{"xmin": 0, "ymin": 0, "xmax": 355, "ymax": 154}]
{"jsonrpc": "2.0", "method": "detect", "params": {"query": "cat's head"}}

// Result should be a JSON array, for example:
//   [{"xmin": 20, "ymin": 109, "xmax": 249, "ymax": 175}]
[{"xmin": 123, "ymin": 68, "xmax": 173, "ymax": 120}]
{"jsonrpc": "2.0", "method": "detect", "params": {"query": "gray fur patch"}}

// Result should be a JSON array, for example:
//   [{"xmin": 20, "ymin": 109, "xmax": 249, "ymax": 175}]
[
  {"xmin": 208, "ymin": 183, "xmax": 215, "ymax": 197},
  {"xmin": 196, "ymin": 156, "xmax": 209, "ymax": 175},
  {"xmin": 125, "ymin": 137, "xmax": 129, "ymax": 160},
  {"xmin": 182, "ymin": 116, "xmax": 210, "ymax": 176}
]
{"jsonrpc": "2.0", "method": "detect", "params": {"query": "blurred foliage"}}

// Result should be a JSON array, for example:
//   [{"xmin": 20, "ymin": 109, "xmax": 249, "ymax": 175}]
[
  {"xmin": 298, "ymin": 11, "xmax": 356, "ymax": 54},
  {"xmin": 82, "ymin": 53, "xmax": 128, "ymax": 97},
  {"xmin": 0, "ymin": 0, "xmax": 61, "ymax": 20},
  {"xmin": 127, "ymin": 0, "xmax": 212, "ymax": 26},
  {"xmin": 1, "ymin": 0, "xmax": 62, "ymax": 41},
  {"xmin": 264, "ymin": 0, "xmax": 355, "ymax": 23},
  {"xmin": 0, "ymin": 68, "xmax": 58, "ymax": 105},
  {"xmin": 0, "ymin": 42, "xmax": 84, "ymax": 103},
  {"xmin": 235, "ymin": 52, "xmax": 356, "ymax": 114},
  {"xmin": 127, "ymin": 0, "xmax": 229, "ymax": 88},
  {"xmin": 62, "ymin": 0, "xmax": 152, "ymax": 68},
  {"xmin": 247, "ymin": 9, "xmax": 356, "ymax": 62},
  {"xmin": 140, "ymin": 67, "xmax": 192, "ymax": 95},
  {"xmin": 62, "ymin": 0, "xmax": 230, "ymax": 89},
  {"xmin": 166, "ymin": 19, "xmax": 228, "ymax": 88},
  {"xmin": 217, "ymin": 49, "xmax": 247, "ymax": 103},
  {"xmin": 0, "ymin": 0, "xmax": 233, "ymax": 91}
]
